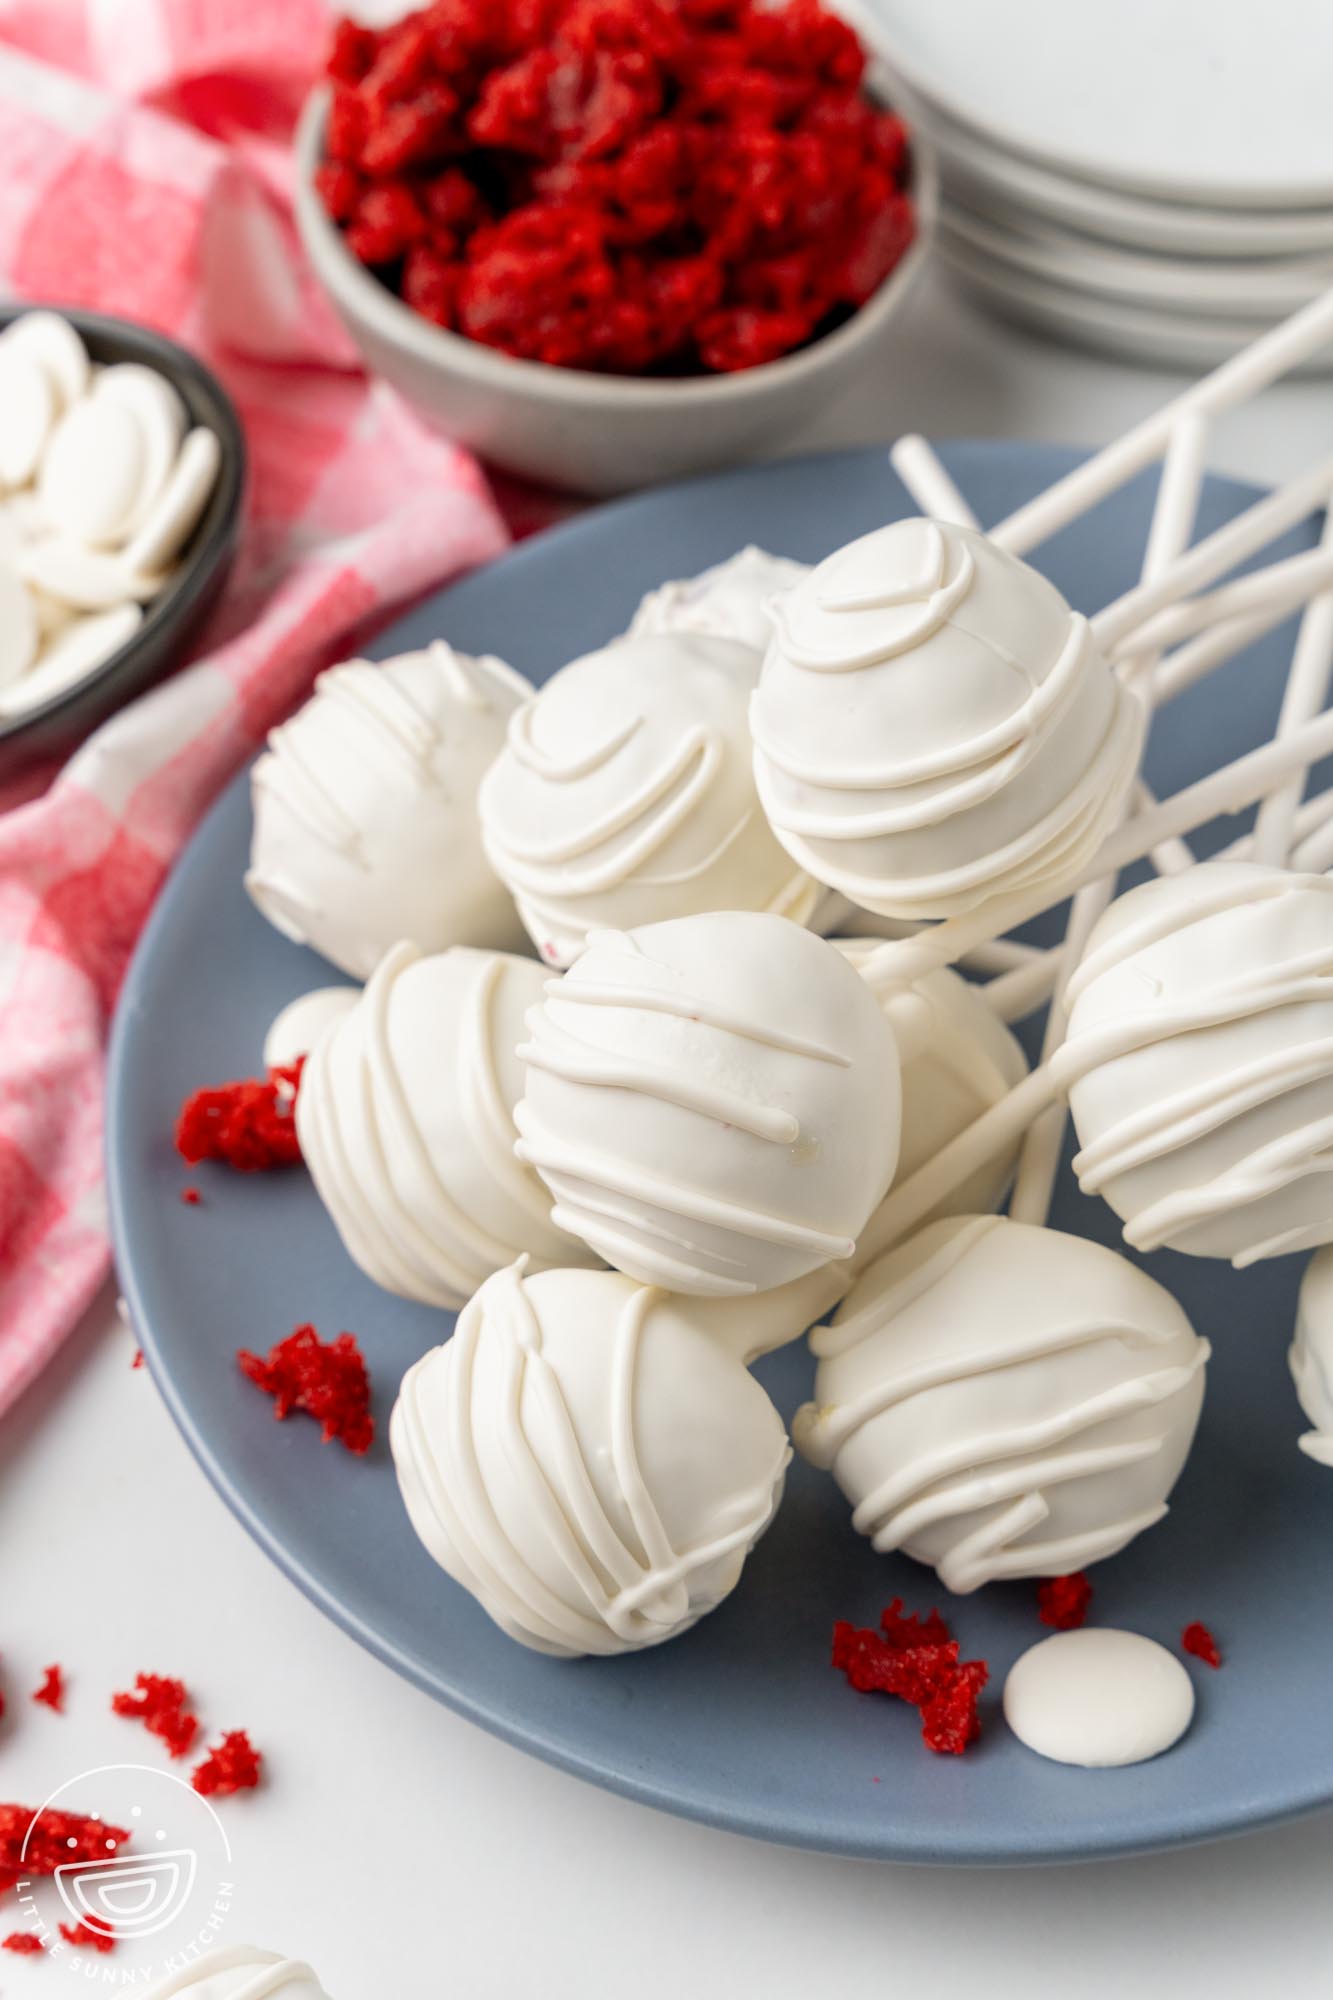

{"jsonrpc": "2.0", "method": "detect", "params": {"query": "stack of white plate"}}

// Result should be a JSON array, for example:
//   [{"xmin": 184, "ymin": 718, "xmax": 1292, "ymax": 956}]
[{"xmin": 856, "ymin": 0, "xmax": 1333, "ymax": 369}]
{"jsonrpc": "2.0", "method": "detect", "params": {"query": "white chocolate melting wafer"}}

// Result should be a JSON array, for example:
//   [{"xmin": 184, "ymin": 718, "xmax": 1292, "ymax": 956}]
[{"xmin": 121, "ymin": 424, "xmax": 221, "ymax": 575}]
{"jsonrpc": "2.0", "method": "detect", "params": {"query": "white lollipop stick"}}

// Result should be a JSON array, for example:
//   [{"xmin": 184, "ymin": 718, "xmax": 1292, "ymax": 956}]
[
  {"xmin": 1009, "ymin": 415, "xmax": 1207, "ymax": 1225},
  {"xmin": 1250, "ymin": 500, "xmax": 1333, "ymax": 865},
  {"xmin": 988, "ymin": 286, "xmax": 1333, "ymax": 558},
  {"xmin": 888, "ymin": 435, "xmax": 978, "ymax": 526},
  {"xmin": 854, "ymin": 1065, "xmax": 1063, "ymax": 1268},
  {"xmin": 1117, "ymin": 544, "xmax": 1333, "ymax": 659},
  {"xmin": 1092, "ymin": 449, "xmax": 1333, "ymax": 652},
  {"xmin": 1292, "ymin": 803, "xmax": 1333, "ymax": 873}
]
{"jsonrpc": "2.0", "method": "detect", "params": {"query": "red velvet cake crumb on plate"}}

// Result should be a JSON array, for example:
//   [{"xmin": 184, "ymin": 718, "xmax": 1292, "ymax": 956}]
[
  {"xmin": 2, "ymin": 1931, "xmax": 42, "ymax": 1954},
  {"xmin": 31, "ymin": 1664, "xmax": 64, "ymax": 1713},
  {"xmin": 110, "ymin": 1673, "xmax": 199, "ymax": 1759},
  {"xmin": 831, "ymin": 1600, "xmax": 989, "ymax": 1756},
  {"xmin": 1037, "ymin": 1572, "xmax": 1094, "ymax": 1631},
  {"xmin": 60, "ymin": 1919, "xmax": 116, "ymax": 1953},
  {"xmin": 175, "ymin": 1060, "xmax": 304, "ymax": 1172},
  {"xmin": 192, "ymin": 1729, "xmax": 263, "ymax": 1797},
  {"xmin": 238, "ymin": 1324, "xmax": 374, "ymax": 1455},
  {"xmin": 1182, "ymin": 1621, "xmax": 1223, "ymax": 1669},
  {"xmin": 0, "ymin": 1805, "xmax": 130, "ymax": 1895}
]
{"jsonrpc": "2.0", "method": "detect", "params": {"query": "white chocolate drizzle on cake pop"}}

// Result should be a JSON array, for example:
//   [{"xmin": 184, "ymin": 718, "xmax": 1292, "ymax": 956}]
[
  {"xmin": 794, "ymin": 1215, "xmax": 1208, "ymax": 1593},
  {"xmin": 514, "ymin": 912, "xmax": 900, "ymax": 1297},
  {"xmin": 262, "ymin": 985, "xmax": 358, "ymax": 1070},
  {"xmin": 1057, "ymin": 863, "xmax": 1333, "ymax": 1266},
  {"xmin": 391, "ymin": 1261, "xmax": 791, "ymax": 1657},
  {"xmin": 247, "ymin": 640, "xmax": 530, "ymax": 978},
  {"xmin": 298, "ymin": 943, "xmax": 596, "ymax": 1309},
  {"xmin": 750, "ymin": 517, "xmax": 1144, "ymax": 921},
  {"xmin": 478, "ymin": 631, "xmax": 819, "ymax": 967},
  {"xmin": 1291, "ymin": 1244, "xmax": 1333, "ymax": 1466},
  {"xmin": 628, "ymin": 544, "xmax": 809, "ymax": 653}
]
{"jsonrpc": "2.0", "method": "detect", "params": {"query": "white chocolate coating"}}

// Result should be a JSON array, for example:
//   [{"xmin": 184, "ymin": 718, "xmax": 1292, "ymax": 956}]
[
  {"xmin": 794, "ymin": 1215, "xmax": 1208, "ymax": 1593},
  {"xmin": 751, "ymin": 517, "xmax": 1144, "ymax": 920},
  {"xmin": 297, "ymin": 943, "xmax": 597, "ymax": 1310},
  {"xmin": 262, "ymin": 985, "xmax": 358, "ymax": 1070},
  {"xmin": 391, "ymin": 1261, "xmax": 791, "ymax": 1657},
  {"xmin": 247, "ymin": 641, "xmax": 530, "ymax": 979},
  {"xmin": 628, "ymin": 545, "xmax": 809, "ymax": 654},
  {"xmin": 1058, "ymin": 863, "xmax": 1333, "ymax": 1266},
  {"xmin": 1003, "ymin": 1629, "xmax": 1196, "ymax": 1768},
  {"xmin": 143, "ymin": 1947, "xmax": 330, "ymax": 1999},
  {"xmin": 1291, "ymin": 1245, "xmax": 1333, "ymax": 1466},
  {"xmin": 478, "ymin": 631, "xmax": 819, "ymax": 968},
  {"xmin": 835, "ymin": 943, "xmax": 1029, "ymax": 1226},
  {"xmin": 515, "ymin": 912, "xmax": 901, "ymax": 1297}
]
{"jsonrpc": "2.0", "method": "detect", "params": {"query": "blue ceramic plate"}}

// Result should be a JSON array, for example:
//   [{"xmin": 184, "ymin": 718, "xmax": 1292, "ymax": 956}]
[{"xmin": 107, "ymin": 442, "xmax": 1333, "ymax": 1864}]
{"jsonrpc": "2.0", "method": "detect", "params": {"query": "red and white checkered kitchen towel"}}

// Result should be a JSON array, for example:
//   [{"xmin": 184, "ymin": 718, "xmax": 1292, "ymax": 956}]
[{"xmin": 0, "ymin": 3, "xmax": 518, "ymax": 1417}]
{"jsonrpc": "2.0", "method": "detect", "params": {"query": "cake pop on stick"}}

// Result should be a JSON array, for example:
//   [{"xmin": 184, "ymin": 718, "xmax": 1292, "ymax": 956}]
[
  {"xmin": 391, "ymin": 1261, "xmax": 791, "ymax": 1656},
  {"xmin": 515, "ymin": 912, "xmax": 901, "ymax": 1296},
  {"xmin": 794, "ymin": 1216, "xmax": 1208, "ymax": 1593}
]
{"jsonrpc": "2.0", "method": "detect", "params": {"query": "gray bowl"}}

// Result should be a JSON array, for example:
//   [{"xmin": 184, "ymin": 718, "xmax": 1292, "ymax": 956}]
[
  {"xmin": 293, "ymin": 89, "xmax": 935, "ymax": 497},
  {"xmin": 0, "ymin": 307, "xmax": 246, "ymax": 774}
]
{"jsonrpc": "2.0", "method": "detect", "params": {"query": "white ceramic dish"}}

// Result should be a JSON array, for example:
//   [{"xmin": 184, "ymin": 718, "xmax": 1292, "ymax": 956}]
[
  {"xmin": 917, "ymin": 109, "xmax": 1333, "ymax": 262},
  {"xmin": 940, "ymin": 207, "xmax": 1333, "ymax": 319},
  {"xmin": 941, "ymin": 242, "xmax": 1333, "ymax": 374},
  {"xmin": 293, "ymin": 91, "xmax": 935, "ymax": 498},
  {"xmin": 863, "ymin": 0, "xmax": 1333, "ymax": 208}
]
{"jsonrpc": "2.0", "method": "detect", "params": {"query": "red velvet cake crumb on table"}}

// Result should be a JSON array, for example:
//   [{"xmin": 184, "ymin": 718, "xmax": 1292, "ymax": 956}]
[
  {"xmin": 831, "ymin": 1599, "xmax": 989, "ymax": 1756},
  {"xmin": 192, "ymin": 1730, "xmax": 263, "ymax": 1798},
  {"xmin": 180, "ymin": 1185, "xmax": 203, "ymax": 1206},
  {"xmin": 31, "ymin": 1664, "xmax": 65, "ymax": 1713},
  {"xmin": 110, "ymin": 1674, "xmax": 199, "ymax": 1760},
  {"xmin": 318, "ymin": 0, "xmax": 916, "ymax": 376},
  {"xmin": 238, "ymin": 1325, "xmax": 374, "ymax": 1455},
  {"xmin": 2, "ymin": 1931, "xmax": 42, "ymax": 1954},
  {"xmin": 1182, "ymin": 1621, "xmax": 1223, "ymax": 1669},
  {"xmin": 1037, "ymin": 1571, "xmax": 1093, "ymax": 1631},
  {"xmin": 60, "ymin": 1920, "xmax": 116, "ymax": 1954},
  {"xmin": 175, "ymin": 1060, "xmax": 304, "ymax": 1172},
  {"xmin": 0, "ymin": 1805, "xmax": 130, "ymax": 1895}
]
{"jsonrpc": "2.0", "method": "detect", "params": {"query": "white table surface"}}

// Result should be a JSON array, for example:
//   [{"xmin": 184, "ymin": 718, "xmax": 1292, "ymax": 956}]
[{"xmin": 5, "ymin": 269, "xmax": 1333, "ymax": 2000}]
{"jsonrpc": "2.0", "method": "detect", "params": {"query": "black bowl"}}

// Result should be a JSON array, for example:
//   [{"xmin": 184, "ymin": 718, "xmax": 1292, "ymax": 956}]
[{"xmin": 0, "ymin": 306, "xmax": 246, "ymax": 772}]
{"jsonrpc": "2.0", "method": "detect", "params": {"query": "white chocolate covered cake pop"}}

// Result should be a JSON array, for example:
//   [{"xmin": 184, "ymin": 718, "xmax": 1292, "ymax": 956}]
[
  {"xmin": 247, "ymin": 640, "xmax": 530, "ymax": 979},
  {"xmin": 1291, "ymin": 1245, "xmax": 1333, "ymax": 1466},
  {"xmin": 143, "ymin": 1947, "xmax": 331, "ymax": 1999},
  {"xmin": 262, "ymin": 985, "xmax": 357, "ymax": 1070},
  {"xmin": 835, "ymin": 943, "xmax": 1029, "ymax": 1226},
  {"xmin": 478, "ymin": 631, "xmax": 819, "ymax": 968},
  {"xmin": 628, "ymin": 545, "xmax": 809, "ymax": 654},
  {"xmin": 391, "ymin": 1261, "xmax": 791, "ymax": 1657},
  {"xmin": 794, "ymin": 1215, "xmax": 1208, "ymax": 1593},
  {"xmin": 298, "ymin": 943, "xmax": 598, "ymax": 1310},
  {"xmin": 515, "ymin": 911, "xmax": 901, "ymax": 1297},
  {"xmin": 750, "ymin": 517, "xmax": 1144, "ymax": 920},
  {"xmin": 1057, "ymin": 863, "xmax": 1333, "ymax": 1266}
]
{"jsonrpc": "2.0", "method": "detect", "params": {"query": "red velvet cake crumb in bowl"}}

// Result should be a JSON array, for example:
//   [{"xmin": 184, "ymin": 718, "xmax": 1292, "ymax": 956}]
[{"xmin": 294, "ymin": 0, "xmax": 934, "ymax": 494}]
